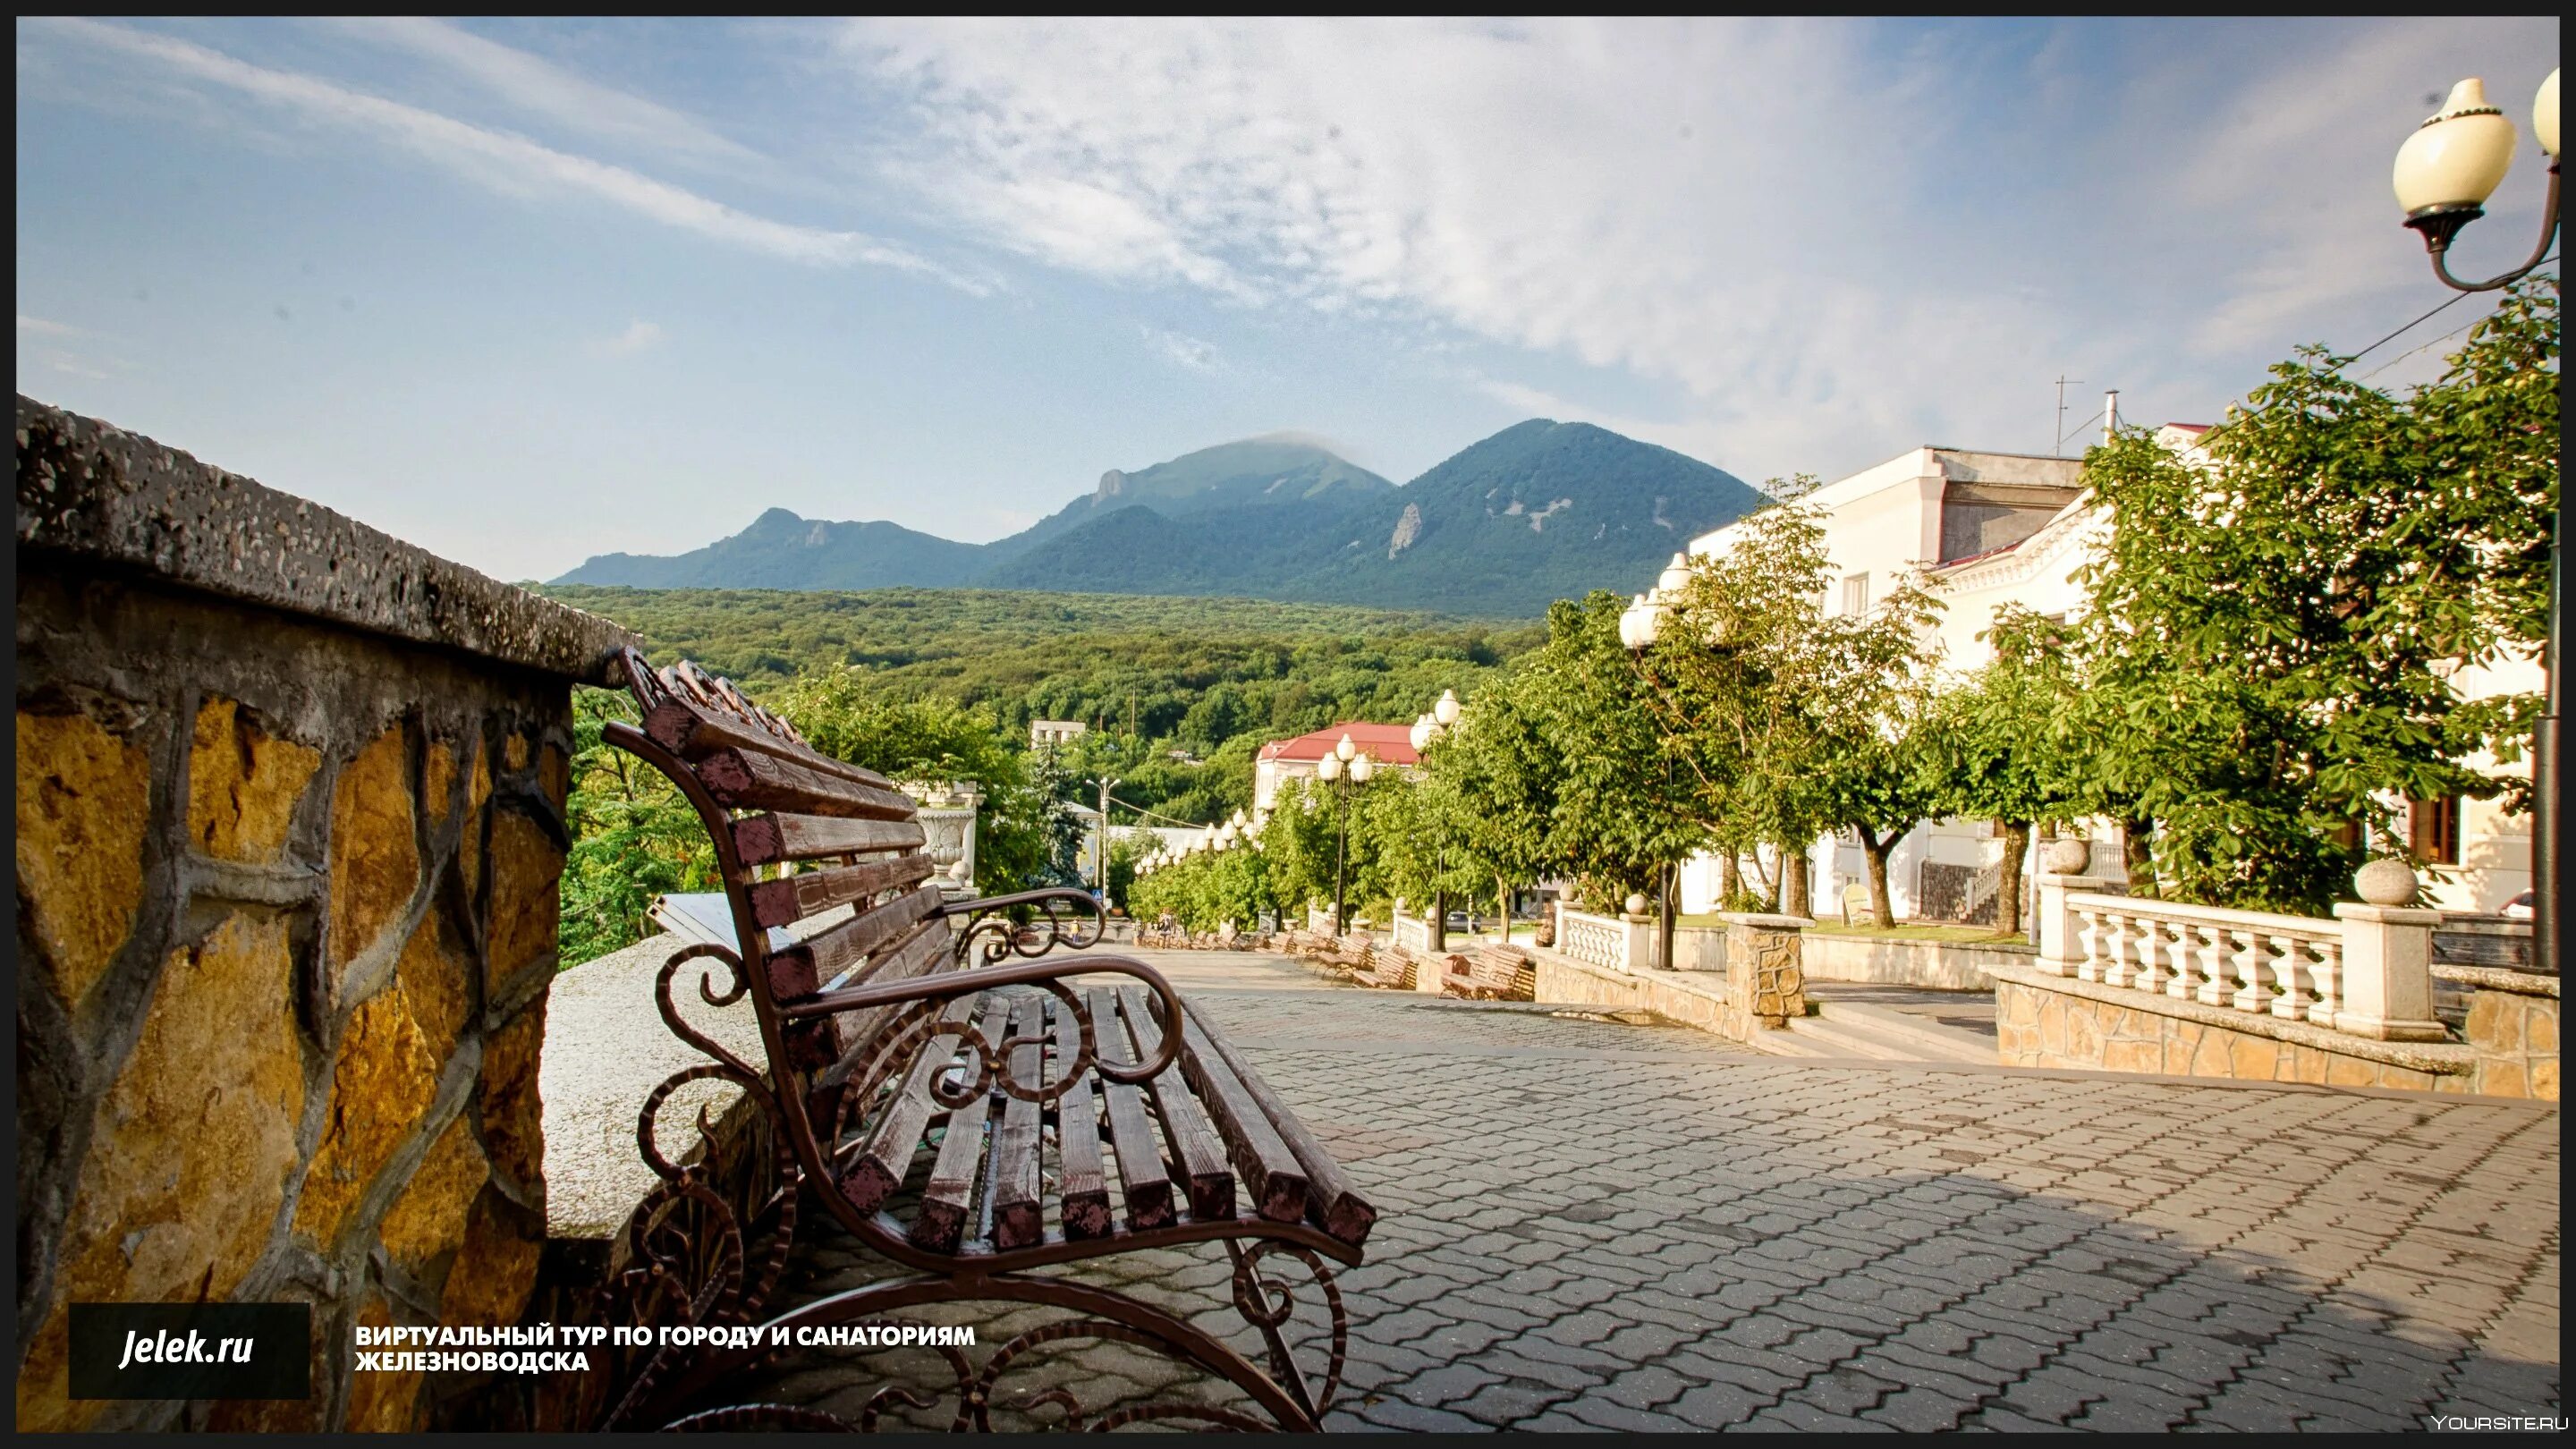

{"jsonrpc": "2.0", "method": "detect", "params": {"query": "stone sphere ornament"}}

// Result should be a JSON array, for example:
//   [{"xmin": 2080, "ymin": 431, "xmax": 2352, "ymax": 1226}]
[
  {"xmin": 2353, "ymin": 857, "xmax": 2419, "ymax": 907},
  {"xmin": 1624, "ymin": 893, "xmax": 1649, "ymax": 917},
  {"xmin": 2042, "ymin": 837, "xmax": 2091, "ymax": 875}
]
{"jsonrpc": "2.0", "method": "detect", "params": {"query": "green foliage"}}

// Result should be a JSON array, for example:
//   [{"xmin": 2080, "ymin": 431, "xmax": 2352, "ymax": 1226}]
[
  {"xmin": 1128, "ymin": 843, "xmax": 1281, "ymax": 933},
  {"xmin": 541, "ymin": 585, "xmax": 1538, "ymax": 826},
  {"xmin": 558, "ymin": 689, "xmax": 722, "ymax": 965},
  {"xmin": 2072, "ymin": 276, "xmax": 2555, "ymax": 913}
]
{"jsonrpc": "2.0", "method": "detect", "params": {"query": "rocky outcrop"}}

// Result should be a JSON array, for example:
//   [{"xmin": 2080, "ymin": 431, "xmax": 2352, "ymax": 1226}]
[{"xmin": 1387, "ymin": 503, "xmax": 1423, "ymax": 559}]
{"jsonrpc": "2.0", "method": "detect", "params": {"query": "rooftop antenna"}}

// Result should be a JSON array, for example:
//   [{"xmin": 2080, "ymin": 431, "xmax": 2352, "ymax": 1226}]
[{"xmin": 2053, "ymin": 375, "xmax": 2085, "ymax": 457}]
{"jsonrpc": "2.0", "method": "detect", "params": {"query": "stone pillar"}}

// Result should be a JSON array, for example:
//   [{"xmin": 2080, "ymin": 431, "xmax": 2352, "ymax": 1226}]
[
  {"xmin": 2332, "ymin": 902, "xmax": 2448, "ymax": 1041},
  {"xmin": 14, "ymin": 396, "xmax": 637, "ymax": 1431},
  {"xmin": 1721, "ymin": 911, "xmax": 1811, "ymax": 1027},
  {"xmin": 1619, "ymin": 912, "xmax": 1656, "ymax": 972},
  {"xmin": 2034, "ymin": 874, "xmax": 2107, "ymax": 978}
]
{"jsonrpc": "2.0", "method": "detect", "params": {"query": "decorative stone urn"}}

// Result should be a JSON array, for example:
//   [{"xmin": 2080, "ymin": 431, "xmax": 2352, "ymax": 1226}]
[
  {"xmin": 2042, "ymin": 836, "xmax": 2091, "ymax": 875},
  {"xmin": 2353, "ymin": 857, "xmax": 2420, "ymax": 907}
]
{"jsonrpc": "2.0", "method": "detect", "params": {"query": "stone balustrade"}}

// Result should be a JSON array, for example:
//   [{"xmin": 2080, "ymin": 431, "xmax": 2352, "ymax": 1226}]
[
  {"xmin": 1555, "ymin": 907, "xmax": 1643, "ymax": 971},
  {"xmin": 1389, "ymin": 908, "xmax": 1434, "ymax": 955},
  {"xmin": 2034, "ymin": 873, "xmax": 2443, "ymax": 1043}
]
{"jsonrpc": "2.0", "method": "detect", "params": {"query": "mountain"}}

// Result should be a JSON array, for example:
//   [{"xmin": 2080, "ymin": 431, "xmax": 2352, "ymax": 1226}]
[
  {"xmin": 554, "ymin": 507, "xmax": 987, "ymax": 589},
  {"xmin": 551, "ymin": 421, "xmax": 1765, "ymax": 615},
  {"xmin": 982, "ymin": 420, "xmax": 1766, "ymax": 614},
  {"xmin": 983, "ymin": 435, "xmax": 1394, "ymax": 561}
]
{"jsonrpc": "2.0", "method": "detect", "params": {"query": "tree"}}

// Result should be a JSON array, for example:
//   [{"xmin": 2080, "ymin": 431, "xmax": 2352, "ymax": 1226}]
[
  {"xmin": 2071, "ymin": 276, "xmax": 2555, "ymax": 914},
  {"xmin": 1634, "ymin": 496, "xmax": 1938, "ymax": 920},
  {"xmin": 1420, "ymin": 665, "xmax": 1564, "ymax": 933},
  {"xmin": 1914, "ymin": 606, "xmax": 2091, "ymax": 936},
  {"xmin": 559, "ymin": 688, "xmax": 723, "ymax": 963}
]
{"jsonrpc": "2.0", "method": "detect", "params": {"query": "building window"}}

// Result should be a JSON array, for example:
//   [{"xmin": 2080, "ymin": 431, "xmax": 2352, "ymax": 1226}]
[
  {"xmin": 2408, "ymin": 794, "xmax": 2462, "ymax": 866},
  {"xmin": 1842, "ymin": 572, "xmax": 1869, "ymax": 615}
]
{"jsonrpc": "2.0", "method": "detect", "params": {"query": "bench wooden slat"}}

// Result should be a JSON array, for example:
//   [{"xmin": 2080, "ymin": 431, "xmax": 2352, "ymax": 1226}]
[
  {"xmin": 769, "ymin": 885, "xmax": 944, "ymax": 998},
  {"xmin": 699, "ymin": 747, "xmax": 920, "ymax": 822},
  {"xmin": 1113, "ymin": 987, "xmax": 1234, "ymax": 1221},
  {"xmin": 1051, "ymin": 996, "xmax": 1112, "ymax": 1240},
  {"xmin": 1182, "ymin": 1005, "xmax": 1377, "ymax": 1246},
  {"xmin": 912, "ymin": 996, "xmax": 1007, "ymax": 1252},
  {"xmin": 988, "ymin": 996, "xmax": 1047, "ymax": 1250},
  {"xmin": 1087, "ymin": 986, "xmax": 1175, "ymax": 1232},
  {"xmin": 733, "ymin": 812, "xmax": 927, "ymax": 867},
  {"xmin": 642, "ymin": 698, "xmax": 892, "ymax": 790},
  {"xmin": 838, "ymin": 996, "xmax": 975, "ymax": 1212},
  {"xmin": 817, "ymin": 918, "xmax": 958, "ymax": 1085},
  {"xmin": 746, "ymin": 855, "xmax": 936, "ymax": 930},
  {"xmin": 1166, "ymin": 1007, "xmax": 1309, "ymax": 1224}
]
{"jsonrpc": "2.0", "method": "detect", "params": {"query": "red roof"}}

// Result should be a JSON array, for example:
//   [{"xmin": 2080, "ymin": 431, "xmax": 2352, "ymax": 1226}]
[{"xmin": 1256, "ymin": 721, "xmax": 1420, "ymax": 767}]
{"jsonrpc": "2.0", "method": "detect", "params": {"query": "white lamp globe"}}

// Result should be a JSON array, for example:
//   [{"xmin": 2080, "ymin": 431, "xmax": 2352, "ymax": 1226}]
[
  {"xmin": 2394, "ymin": 78, "xmax": 2519, "ymax": 216},
  {"xmin": 1657, "ymin": 553, "xmax": 1693, "ymax": 597},
  {"xmin": 1434, "ymin": 689, "xmax": 1462, "ymax": 727},
  {"xmin": 1335, "ymin": 733, "xmax": 1357, "ymax": 762},
  {"xmin": 1351, "ymin": 754, "xmax": 1374, "ymax": 784},
  {"xmin": 1317, "ymin": 753, "xmax": 1342, "ymax": 782},
  {"xmin": 1410, "ymin": 716, "xmax": 1433, "ymax": 752},
  {"xmin": 2538, "ymin": 68, "xmax": 2560, "ymax": 159}
]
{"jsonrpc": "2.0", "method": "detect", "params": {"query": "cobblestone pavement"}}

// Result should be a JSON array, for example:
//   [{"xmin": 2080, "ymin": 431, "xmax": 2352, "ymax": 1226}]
[{"xmin": 704, "ymin": 949, "xmax": 2561, "ymax": 1432}]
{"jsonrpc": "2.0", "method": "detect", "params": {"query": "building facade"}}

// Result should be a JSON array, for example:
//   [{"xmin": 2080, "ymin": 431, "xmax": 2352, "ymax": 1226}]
[
  {"xmin": 1251, "ymin": 721, "xmax": 1422, "ymax": 818},
  {"xmin": 1665, "ymin": 427, "xmax": 2536, "ymax": 921}
]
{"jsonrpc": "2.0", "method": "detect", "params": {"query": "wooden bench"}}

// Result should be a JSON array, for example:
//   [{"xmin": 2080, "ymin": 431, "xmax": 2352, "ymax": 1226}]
[
  {"xmin": 1352, "ymin": 940, "xmax": 1411, "ymax": 991},
  {"xmin": 1445, "ymin": 943, "xmax": 1538, "ymax": 1001},
  {"xmin": 590, "ymin": 649, "xmax": 1371, "ymax": 1432}
]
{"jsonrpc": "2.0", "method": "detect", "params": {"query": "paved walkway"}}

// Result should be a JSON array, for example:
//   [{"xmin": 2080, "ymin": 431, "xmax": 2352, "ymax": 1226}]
[{"xmin": 708, "ymin": 949, "xmax": 2561, "ymax": 1432}]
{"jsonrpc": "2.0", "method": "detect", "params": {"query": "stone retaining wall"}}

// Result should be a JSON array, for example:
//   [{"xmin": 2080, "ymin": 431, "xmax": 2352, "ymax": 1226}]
[
  {"xmin": 1992, "ymin": 965, "xmax": 2482, "ymax": 1095},
  {"xmin": 1801, "ymin": 931, "xmax": 2035, "ymax": 990},
  {"xmin": 14, "ymin": 397, "xmax": 636, "ymax": 1430},
  {"xmin": 2440, "ymin": 965, "xmax": 2560, "ymax": 1101}
]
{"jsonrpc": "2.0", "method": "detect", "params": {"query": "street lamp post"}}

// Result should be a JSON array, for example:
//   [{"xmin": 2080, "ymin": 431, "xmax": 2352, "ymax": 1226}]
[
  {"xmin": 1317, "ymin": 732, "xmax": 1372, "ymax": 935},
  {"xmin": 2391, "ymin": 70, "xmax": 2561, "ymax": 973},
  {"xmin": 1412, "ymin": 690, "xmax": 1464, "ymax": 950}
]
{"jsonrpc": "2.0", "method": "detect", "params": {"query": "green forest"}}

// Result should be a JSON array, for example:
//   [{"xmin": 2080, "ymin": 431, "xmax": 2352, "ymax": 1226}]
[{"xmin": 545, "ymin": 584, "xmax": 1544, "ymax": 962}]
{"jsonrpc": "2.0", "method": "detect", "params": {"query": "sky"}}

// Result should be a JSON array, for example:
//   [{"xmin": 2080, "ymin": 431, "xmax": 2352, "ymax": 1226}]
[{"xmin": 14, "ymin": 17, "xmax": 2562, "ymax": 582}]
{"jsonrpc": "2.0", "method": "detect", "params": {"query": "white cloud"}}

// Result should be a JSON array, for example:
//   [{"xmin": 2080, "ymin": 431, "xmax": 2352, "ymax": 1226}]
[
  {"xmin": 313, "ymin": 17, "xmax": 762, "ymax": 167},
  {"xmin": 17, "ymin": 315, "xmax": 80, "ymax": 336},
  {"xmin": 30, "ymin": 19, "xmax": 991, "ymax": 294},
  {"xmin": 44, "ymin": 355, "xmax": 111, "ymax": 380},
  {"xmin": 589, "ymin": 318, "xmax": 665, "ymax": 357},
  {"xmin": 831, "ymin": 16, "xmax": 2556, "ymax": 480},
  {"xmin": 1139, "ymin": 324, "xmax": 1219, "ymax": 372}
]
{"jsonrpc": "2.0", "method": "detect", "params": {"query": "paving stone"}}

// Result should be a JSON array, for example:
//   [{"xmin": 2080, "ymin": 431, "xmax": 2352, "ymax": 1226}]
[{"xmin": 666, "ymin": 949, "xmax": 2559, "ymax": 1434}]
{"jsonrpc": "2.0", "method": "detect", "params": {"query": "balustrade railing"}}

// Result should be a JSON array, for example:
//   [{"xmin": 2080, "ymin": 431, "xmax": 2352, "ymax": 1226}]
[
  {"xmin": 1555, "ymin": 909, "xmax": 1632, "ymax": 971},
  {"xmin": 2033, "ymin": 873, "xmax": 2445, "ymax": 1043},
  {"xmin": 1390, "ymin": 909, "xmax": 1434, "ymax": 955}
]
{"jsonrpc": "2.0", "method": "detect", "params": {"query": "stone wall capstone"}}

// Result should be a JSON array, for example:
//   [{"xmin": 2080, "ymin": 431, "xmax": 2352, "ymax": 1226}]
[{"xmin": 14, "ymin": 396, "xmax": 639, "ymax": 1430}]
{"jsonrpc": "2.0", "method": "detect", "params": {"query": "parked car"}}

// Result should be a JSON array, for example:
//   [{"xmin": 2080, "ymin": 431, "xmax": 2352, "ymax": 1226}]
[
  {"xmin": 1445, "ymin": 911, "xmax": 1475, "ymax": 931},
  {"xmin": 2501, "ymin": 889, "xmax": 2535, "ymax": 921}
]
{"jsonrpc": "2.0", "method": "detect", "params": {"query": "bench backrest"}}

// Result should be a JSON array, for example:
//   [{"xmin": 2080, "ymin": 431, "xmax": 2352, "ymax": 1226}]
[{"xmin": 606, "ymin": 647, "xmax": 957, "ymax": 1106}]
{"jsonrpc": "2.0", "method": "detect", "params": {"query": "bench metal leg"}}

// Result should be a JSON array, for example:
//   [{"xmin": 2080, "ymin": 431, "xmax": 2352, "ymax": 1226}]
[{"xmin": 630, "ymin": 1268, "xmax": 1331, "ymax": 1431}]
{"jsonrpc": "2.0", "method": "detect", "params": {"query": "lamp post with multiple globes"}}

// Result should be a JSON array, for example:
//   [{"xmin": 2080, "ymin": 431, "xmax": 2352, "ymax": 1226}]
[
  {"xmin": 2390, "ymin": 69, "xmax": 2560, "ymax": 971},
  {"xmin": 1411, "ymin": 691, "xmax": 1464, "ymax": 949},
  {"xmin": 1316, "ymin": 732, "xmax": 1374, "ymax": 936}
]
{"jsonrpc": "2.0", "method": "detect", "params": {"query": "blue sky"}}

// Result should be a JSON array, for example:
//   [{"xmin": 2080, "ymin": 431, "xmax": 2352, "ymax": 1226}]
[{"xmin": 14, "ymin": 17, "xmax": 2561, "ymax": 581}]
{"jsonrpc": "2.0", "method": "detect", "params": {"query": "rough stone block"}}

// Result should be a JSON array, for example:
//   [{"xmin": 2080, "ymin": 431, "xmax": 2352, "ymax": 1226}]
[
  {"xmin": 342, "ymin": 1290, "xmax": 425, "ymax": 1432},
  {"xmin": 424, "ymin": 737, "xmax": 458, "ymax": 827},
  {"xmin": 539, "ymin": 742, "xmax": 569, "ymax": 809},
  {"xmin": 2226, "ymin": 1035, "xmax": 2277, "ymax": 1080},
  {"xmin": 439, "ymin": 1186, "xmax": 545, "ymax": 1338},
  {"xmin": 187, "ymin": 696, "xmax": 319, "ymax": 864},
  {"xmin": 485, "ymin": 807, "xmax": 564, "ymax": 990},
  {"xmin": 295, "ymin": 982, "xmax": 442, "ymax": 1246},
  {"xmin": 2325, "ymin": 1055, "xmax": 2377, "ymax": 1088},
  {"xmin": 378, "ymin": 1112, "xmax": 490, "ymax": 1277},
  {"xmin": 329, "ymin": 724, "xmax": 421, "ymax": 986},
  {"xmin": 15, "ymin": 706, "xmax": 152, "ymax": 1007},
  {"xmin": 394, "ymin": 909, "xmax": 474, "ymax": 1068},
  {"xmin": 479, "ymin": 996, "xmax": 548, "ymax": 1192},
  {"xmin": 15, "ymin": 912, "xmax": 304, "ymax": 1431}
]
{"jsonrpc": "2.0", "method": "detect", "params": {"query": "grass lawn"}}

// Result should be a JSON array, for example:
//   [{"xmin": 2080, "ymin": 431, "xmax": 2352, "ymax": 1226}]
[{"xmin": 1673, "ymin": 913, "xmax": 2029, "ymax": 946}]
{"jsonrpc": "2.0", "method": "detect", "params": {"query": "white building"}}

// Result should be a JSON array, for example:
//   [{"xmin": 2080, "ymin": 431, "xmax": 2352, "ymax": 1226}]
[
  {"xmin": 1030, "ymin": 719, "xmax": 1089, "ymax": 750},
  {"xmin": 1250, "ymin": 721, "xmax": 1423, "ymax": 818},
  {"xmin": 1666, "ymin": 424, "xmax": 2536, "ymax": 921}
]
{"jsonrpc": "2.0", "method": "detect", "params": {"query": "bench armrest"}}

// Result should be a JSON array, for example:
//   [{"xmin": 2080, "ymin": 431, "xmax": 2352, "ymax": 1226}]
[
  {"xmin": 775, "ymin": 952, "xmax": 1183, "ymax": 1083},
  {"xmin": 940, "ymin": 887, "xmax": 1107, "ymax": 963}
]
